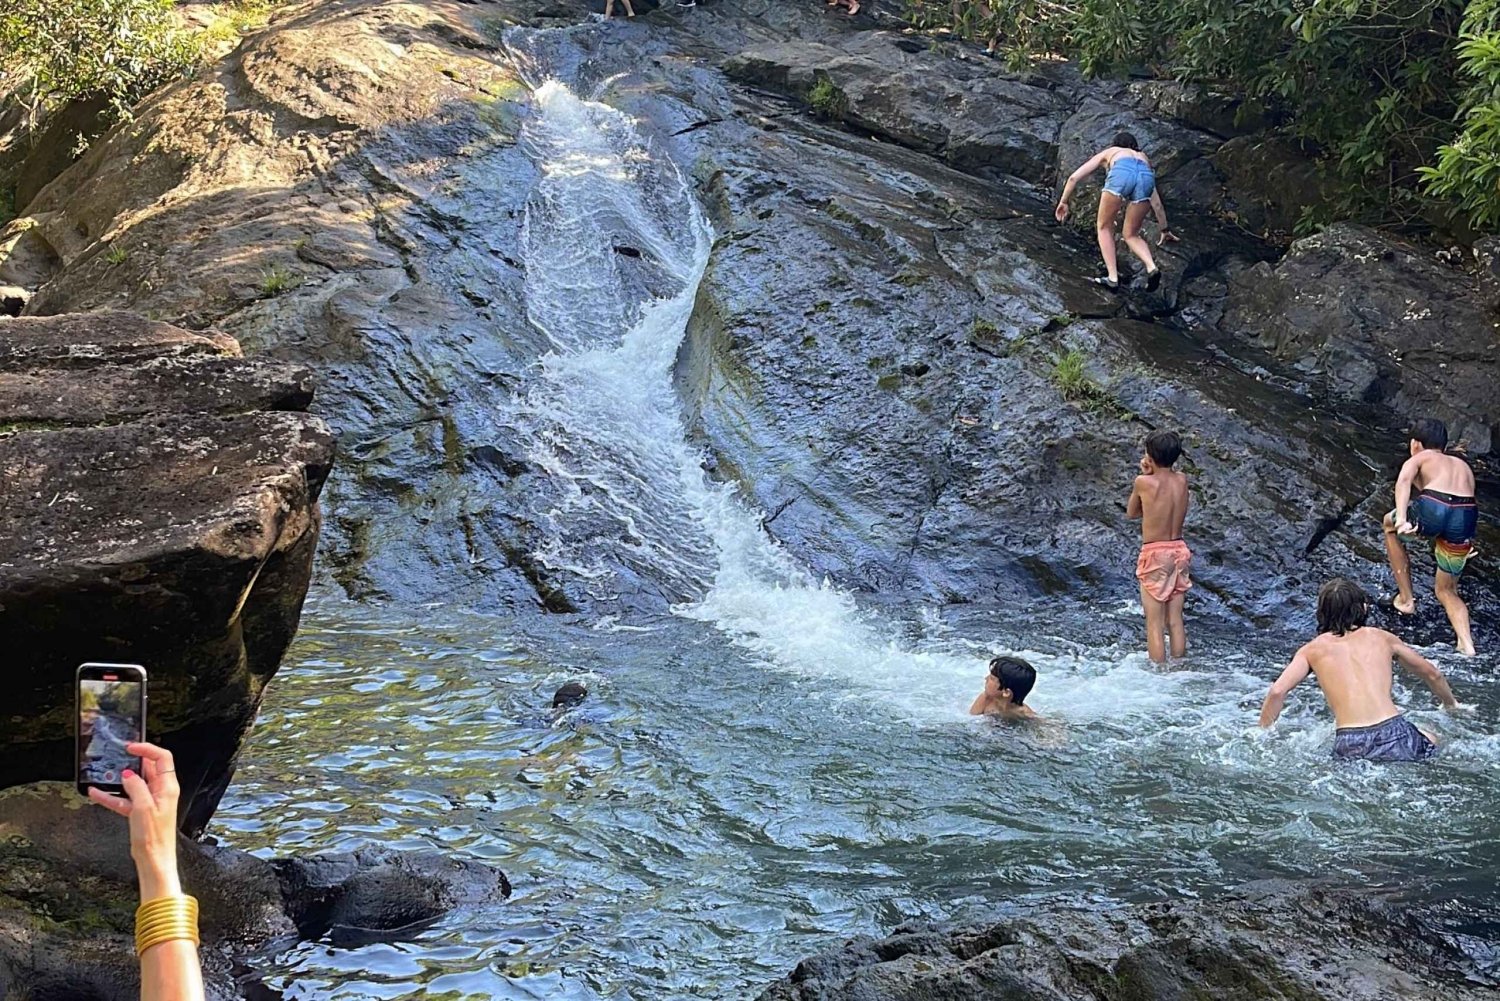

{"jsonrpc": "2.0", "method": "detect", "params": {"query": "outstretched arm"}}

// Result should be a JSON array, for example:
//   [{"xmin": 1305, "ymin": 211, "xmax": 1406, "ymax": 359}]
[
  {"xmin": 1149, "ymin": 190, "xmax": 1177, "ymax": 244},
  {"xmin": 1392, "ymin": 639, "xmax": 1458, "ymax": 709},
  {"xmin": 1259, "ymin": 651, "xmax": 1311, "ymax": 727},
  {"xmin": 1394, "ymin": 454, "xmax": 1423, "ymax": 533},
  {"xmin": 1055, "ymin": 150, "xmax": 1110, "ymax": 220}
]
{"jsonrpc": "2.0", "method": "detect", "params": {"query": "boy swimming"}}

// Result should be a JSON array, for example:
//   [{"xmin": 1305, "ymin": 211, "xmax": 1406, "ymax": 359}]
[
  {"xmin": 969, "ymin": 656, "xmax": 1038, "ymax": 721},
  {"xmin": 1382, "ymin": 418, "xmax": 1479, "ymax": 656},
  {"xmin": 1259, "ymin": 578, "xmax": 1458, "ymax": 761},
  {"xmin": 1127, "ymin": 430, "xmax": 1191, "ymax": 663},
  {"xmin": 1054, "ymin": 131, "xmax": 1178, "ymax": 291}
]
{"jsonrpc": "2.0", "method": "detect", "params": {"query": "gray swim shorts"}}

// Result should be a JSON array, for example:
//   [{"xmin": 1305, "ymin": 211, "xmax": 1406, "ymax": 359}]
[{"xmin": 1332, "ymin": 714, "xmax": 1436, "ymax": 762}]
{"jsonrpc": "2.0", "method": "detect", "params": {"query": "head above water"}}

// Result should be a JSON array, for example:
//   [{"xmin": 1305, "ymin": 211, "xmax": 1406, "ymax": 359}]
[
  {"xmin": 1409, "ymin": 417, "xmax": 1448, "ymax": 453},
  {"xmin": 987, "ymin": 656, "xmax": 1037, "ymax": 706},
  {"xmin": 1316, "ymin": 578, "xmax": 1369, "ymax": 636},
  {"xmin": 552, "ymin": 682, "xmax": 588, "ymax": 710},
  {"xmin": 1144, "ymin": 430, "xmax": 1182, "ymax": 468},
  {"xmin": 1112, "ymin": 131, "xmax": 1140, "ymax": 151}
]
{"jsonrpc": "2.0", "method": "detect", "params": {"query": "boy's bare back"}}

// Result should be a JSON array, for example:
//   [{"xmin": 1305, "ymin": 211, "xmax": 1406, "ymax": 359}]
[
  {"xmin": 1134, "ymin": 468, "xmax": 1188, "ymax": 543},
  {"xmin": 1297, "ymin": 628, "xmax": 1404, "ymax": 729}
]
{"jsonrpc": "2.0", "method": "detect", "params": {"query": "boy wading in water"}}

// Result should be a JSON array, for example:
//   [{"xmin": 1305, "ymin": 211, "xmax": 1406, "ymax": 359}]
[
  {"xmin": 1259, "ymin": 578, "xmax": 1458, "ymax": 761},
  {"xmin": 1128, "ymin": 430, "xmax": 1191, "ymax": 662},
  {"xmin": 969, "ymin": 656, "xmax": 1038, "ymax": 721},
  {"xmin": 1383, "ymin": 418, "xmax": 1479, "ymax": 656},
  {"xmin": 1054, "ymin": 132, "xmax": 1178, "ymax": 291}
]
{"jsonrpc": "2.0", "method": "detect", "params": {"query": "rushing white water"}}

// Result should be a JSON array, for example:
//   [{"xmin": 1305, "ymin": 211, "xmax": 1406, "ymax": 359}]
[{"xmin": 508, "ymin": 78, "xmax": 1013, "ymax": 717}]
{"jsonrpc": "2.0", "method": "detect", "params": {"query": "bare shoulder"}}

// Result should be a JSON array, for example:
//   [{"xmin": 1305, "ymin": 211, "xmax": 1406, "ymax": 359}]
[{"xmin": 1134, "ymin": 473, "xmax": 1158, "ymax": 493}]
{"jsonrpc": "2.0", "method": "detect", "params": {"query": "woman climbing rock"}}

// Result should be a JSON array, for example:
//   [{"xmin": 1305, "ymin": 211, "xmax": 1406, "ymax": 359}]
[{"xmin": 1055, "ymin": 131, "xmax": 1178, "ymax": 290}]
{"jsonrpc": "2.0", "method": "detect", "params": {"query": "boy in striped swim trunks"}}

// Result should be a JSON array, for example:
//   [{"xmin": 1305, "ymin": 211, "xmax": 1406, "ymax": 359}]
[
  {"xmin": 1383, "ymin": 418, "xmax": 1479, "ymax": 656},
  {"xmin": 1127, "ymin": 430, "xmax": 1191, "ymax": 662}
]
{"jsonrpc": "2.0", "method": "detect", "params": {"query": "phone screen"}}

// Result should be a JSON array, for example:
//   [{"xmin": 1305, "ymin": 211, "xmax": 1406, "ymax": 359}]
[{"xmin": 76, "ymin": 663, "xmax": 146, "ymax": 795}]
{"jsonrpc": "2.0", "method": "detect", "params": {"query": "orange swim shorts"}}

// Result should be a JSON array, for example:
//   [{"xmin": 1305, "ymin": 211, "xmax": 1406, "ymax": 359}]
[{"xmin": 1136, "ymin": 539, "xmax": 1193, "ymax": 603}]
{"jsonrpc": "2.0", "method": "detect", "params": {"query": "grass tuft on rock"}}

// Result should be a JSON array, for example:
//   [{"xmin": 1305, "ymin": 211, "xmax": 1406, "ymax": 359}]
[
  {"xmin": 808, "ymin": 77, "xmax": 847, "ymax": 119},
  {"xmin": 259, "ymin": 264, "xmax": 299, "ymax": 296},
  {"xmin": 102, "ymin": 245, "xmax": 128, "ymax": 265},
  {"xmin": 1052, "ymin": 349, "xmax": 1132, "ymax": 418}
]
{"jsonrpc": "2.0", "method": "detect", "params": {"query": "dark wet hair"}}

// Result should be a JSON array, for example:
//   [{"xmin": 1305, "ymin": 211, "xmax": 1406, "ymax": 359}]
[
  {"xmin": 1113, "ymin": 131, "xmax": 1140, "ymax": 150},
  {"xmin": 1410, "ymin": 417, "xmax": 1448, "ymax": 451},
  {"xmin": 552, "ymin": 682, "xmax": 588, "ymax": 709},
  {"xmin": 989, "ymin": 656, "xmax": 1037, "ymax": 706},
  {"xmin": 1145, "ymin": 430, "xmax": 1182, "ymax": 468},
  {"xmin": 1316, "ymin": 578, "xmax": 1368, "ymax": 636}
]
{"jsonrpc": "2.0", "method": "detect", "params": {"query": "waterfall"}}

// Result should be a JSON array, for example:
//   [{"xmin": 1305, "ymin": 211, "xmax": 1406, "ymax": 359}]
[{"xmin": 508, "ymin": 68, "xmax": 980, "ymax": 712}]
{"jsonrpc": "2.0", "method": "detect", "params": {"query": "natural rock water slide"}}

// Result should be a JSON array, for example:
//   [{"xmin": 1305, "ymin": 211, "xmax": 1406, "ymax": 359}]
[{"xmin": 1, "ymin": 0, "xmax": 1498, "ymax": 996}]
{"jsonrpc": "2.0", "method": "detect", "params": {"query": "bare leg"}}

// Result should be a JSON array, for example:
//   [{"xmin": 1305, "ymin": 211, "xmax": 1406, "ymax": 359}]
[
  {"xmin": 605, "ymin": 0, "xmax": 614, "ymax": 15},
  {"xmin": 1167, "ymin": 592, "xmax": 1187, "ymax": 659},
  {"xmin": 1141, "ymin": 584, "xmax": 1167, "ymax": 663},
  {"xmin": 1382, "ymin": 511, "xmax": 1416, "ymax": 613},
  {"xmin": 1434, "ymin": 569, "xmax": 1475, "ymax": 656},
  {"xmin": 1095, "ymin": 191, "xmax": 1123, "ymax": 283},
  {"xmin": 1121, "ymin": 201, "xmax": 1157, "ymax": 273},
  {"xmin": 624, "ymin": 0, "xmax": 635, "ymax": 14}
]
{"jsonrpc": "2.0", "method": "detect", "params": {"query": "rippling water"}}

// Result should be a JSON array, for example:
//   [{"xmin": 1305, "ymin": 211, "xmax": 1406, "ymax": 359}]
[{"xmin": 216, "ymin": 594, "xmax": 1500, "ymax": 999}]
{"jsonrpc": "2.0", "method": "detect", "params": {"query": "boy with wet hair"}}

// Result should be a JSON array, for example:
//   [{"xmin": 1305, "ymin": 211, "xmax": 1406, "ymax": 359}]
[
  {"xmin": 969, "ymin": 656, "xmax": 1039, "ymax": 720},
  {"xmin": 1259, "ymin": 578, "xmax": 1458, "ymax": 761},
  {"xmin": 1127, "ymin": 430, "xmax": 1191, "ymax": 662},
  {"xmin": 1383, "ymin": 417, "xmax": 1479, "ymax": 656}
]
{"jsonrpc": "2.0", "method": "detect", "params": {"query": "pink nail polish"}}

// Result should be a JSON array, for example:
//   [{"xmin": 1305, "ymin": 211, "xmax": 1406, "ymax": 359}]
[{"xmin": 122, "ymin": 769, "xmax": 135, "ymax": 779}]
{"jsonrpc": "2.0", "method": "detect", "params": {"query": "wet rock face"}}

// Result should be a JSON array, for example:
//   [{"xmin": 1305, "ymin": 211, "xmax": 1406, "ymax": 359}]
[
  {"xmin": 1, "ymin": 0, "xmax": 1493, "ymax": 623},
  {"xmin": 1224, "ymin": 223, "xmax": 1500, "ymax": 455},
  {"xmin": 758, "ymin": 883, "xmax": 1499, "ymax": 1001},
  {"xmin": 0, "ymin": 312, "xmax": 333, "ymax": 834},
  {"xmin": 0, "ymin": 783, "xmax": 508, "ymax": 1001}
]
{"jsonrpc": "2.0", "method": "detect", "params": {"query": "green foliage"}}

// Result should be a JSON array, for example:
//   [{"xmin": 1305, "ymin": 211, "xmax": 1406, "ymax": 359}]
[
  {"xmin": 259, "ymin": 264, "xmax": 298, "ymax": 295},
  {"xmin": 1051, "ymin": 348, "xmax": 1130, "ymax": 416},
  {"xmin": 102, "ymin": 245, "xmax": 128, "ymax": 265},
  {"xmin": 808, "ymin": 76, "xmax": 848, "ymax": 118},
  {"xmin": 902, "ymin": 0, "xmax": 1500, "ymax": 233},
  {"xmin": 0, "ymin": 0, "xmax": 198, "ymax": 125},
  {"xmin": 970, "ymin": 317, "xmax": 1000, "ymax": 337}
]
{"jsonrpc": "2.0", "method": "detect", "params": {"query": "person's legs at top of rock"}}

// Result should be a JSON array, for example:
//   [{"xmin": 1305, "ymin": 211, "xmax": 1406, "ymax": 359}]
[
  {"xmin": 604, "ymin": 0, "xmax": 635, "ymax": 16},
  {"xmin": 1120, "ymin": 198, "xmax": 1159, "ymax": 289}
]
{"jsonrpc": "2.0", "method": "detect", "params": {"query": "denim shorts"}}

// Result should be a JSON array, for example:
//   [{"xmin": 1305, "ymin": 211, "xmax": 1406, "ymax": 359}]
[{"xmin": 1103, "ymin": 157, "xmax": 1155, "ymax": 203}]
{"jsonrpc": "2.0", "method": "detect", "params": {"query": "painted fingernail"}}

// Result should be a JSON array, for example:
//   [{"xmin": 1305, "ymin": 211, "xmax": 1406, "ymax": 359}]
[{"xmin": 122, "ymin": 769, "xmax": 135, "ymax": 779}]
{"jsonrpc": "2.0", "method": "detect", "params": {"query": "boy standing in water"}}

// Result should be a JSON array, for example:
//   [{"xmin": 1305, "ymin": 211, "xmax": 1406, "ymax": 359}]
[
  {"xmin": 1259, "ymin": 578, "xmax": 1458, "ymax": 761},
  {"xmin": 1383, "ymin": 418, "xmax": 1479, "ymax": 656},
  {"xmin": 1127, "ymin": 430, "xmax": 1191, "ymax": 663},
  {"xmin": 969, "ymin": 656, "xmax": 1039, "ymax": 720}
]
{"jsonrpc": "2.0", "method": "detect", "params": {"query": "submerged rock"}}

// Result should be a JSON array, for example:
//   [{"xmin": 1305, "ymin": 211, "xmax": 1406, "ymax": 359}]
[
  {"xmin": 0, "ymin": 312, "xmax": 333, "ymax": 834},
  {"xmin": 0, "ymin": 783, "xmax": 508, "ymax": 1001},
  {"xmin": 759, "ymin": 883, "xmax": 1498, "ymax": 1001}
]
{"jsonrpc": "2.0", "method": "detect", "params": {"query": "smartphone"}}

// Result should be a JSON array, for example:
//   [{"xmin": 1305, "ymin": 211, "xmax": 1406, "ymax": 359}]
[{"xmin": 76, "ymin": 663, "xmax": 147, "ymax": 797}]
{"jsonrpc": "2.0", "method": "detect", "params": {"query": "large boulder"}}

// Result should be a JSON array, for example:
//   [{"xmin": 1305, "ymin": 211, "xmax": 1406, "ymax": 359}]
[
  {"xmin": 759, "ymin": 883, "xmax": 1498, "ymax": 1001},
  {"xmin": 1223, "ymin": 223, "xmax": 1500, "ymax": 455},
  {"xmin": 0, "ymin": 783, "xmax": 508, "ymax": 1001},
  {"xmin": 0, "ymin": 312, "xmax": 334, "ymax": 834}
]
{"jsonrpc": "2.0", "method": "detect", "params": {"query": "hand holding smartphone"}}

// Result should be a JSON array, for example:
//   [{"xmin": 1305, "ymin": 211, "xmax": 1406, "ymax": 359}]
[{"xmin": 76, "ymin": 663, "xmax": 147, "ymax": 796}]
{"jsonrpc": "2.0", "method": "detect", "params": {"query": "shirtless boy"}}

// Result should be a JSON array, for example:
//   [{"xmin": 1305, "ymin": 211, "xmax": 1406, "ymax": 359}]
[
  {"xmin": 1383, "ymin": 418, "xmax": 1479, "ymax": 656},
  {"xmin": 1259, "ymin": 578, "xmax": 1458, "ymax": 761},
  {"xmin": 1127, "ymin": 430, "xmax": 1191, "ymax": 662},
  {"xmin": 1055, "ymin": 132, "xmax": 1179, "ymax": 291},
  {"xmin": 969, "ymin": 656, "xmax": 1039, "ymax": 721}
]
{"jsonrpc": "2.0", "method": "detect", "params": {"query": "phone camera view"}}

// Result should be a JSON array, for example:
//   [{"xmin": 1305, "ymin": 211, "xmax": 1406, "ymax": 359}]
[{"xmin": 78, "ymin": 677, "xmax": 142, "ymax": 787}]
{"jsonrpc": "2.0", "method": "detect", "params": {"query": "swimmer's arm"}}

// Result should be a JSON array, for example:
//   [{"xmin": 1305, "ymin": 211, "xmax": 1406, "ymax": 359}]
[
  {"xmin": 1058, "ymin": 150, "xmax": 1110, "ymax": 207},
  {"xmin": 1392, "ymin": 639, "xmax": 1459, "ymax": 709},
  {"xmin": 1258, "ymin": 651, "xmax": 1311, "ymax": 727},
  {"xmin": 1393, "ymin": 453, "xmax": 1423, "ymax": 530}
]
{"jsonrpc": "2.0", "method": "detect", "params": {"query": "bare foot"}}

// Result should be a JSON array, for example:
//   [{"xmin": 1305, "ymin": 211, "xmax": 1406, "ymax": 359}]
[
  {"xmin": 847, "ymin": 0, "xmax": 860, "ymax": 12},
  {"xmin": 1393, "ymin": 595, "xmax": 1416, "ymax": 615},
  {"xmin": 1457, "ymin": 639, "xmax": 1476, "ymax": 657}
]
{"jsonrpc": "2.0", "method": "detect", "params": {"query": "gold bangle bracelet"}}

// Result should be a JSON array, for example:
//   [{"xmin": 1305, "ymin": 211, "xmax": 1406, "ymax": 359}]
[{"xmin": 135, "ymin": 895, "xmax": 200, "ymax": 956}]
